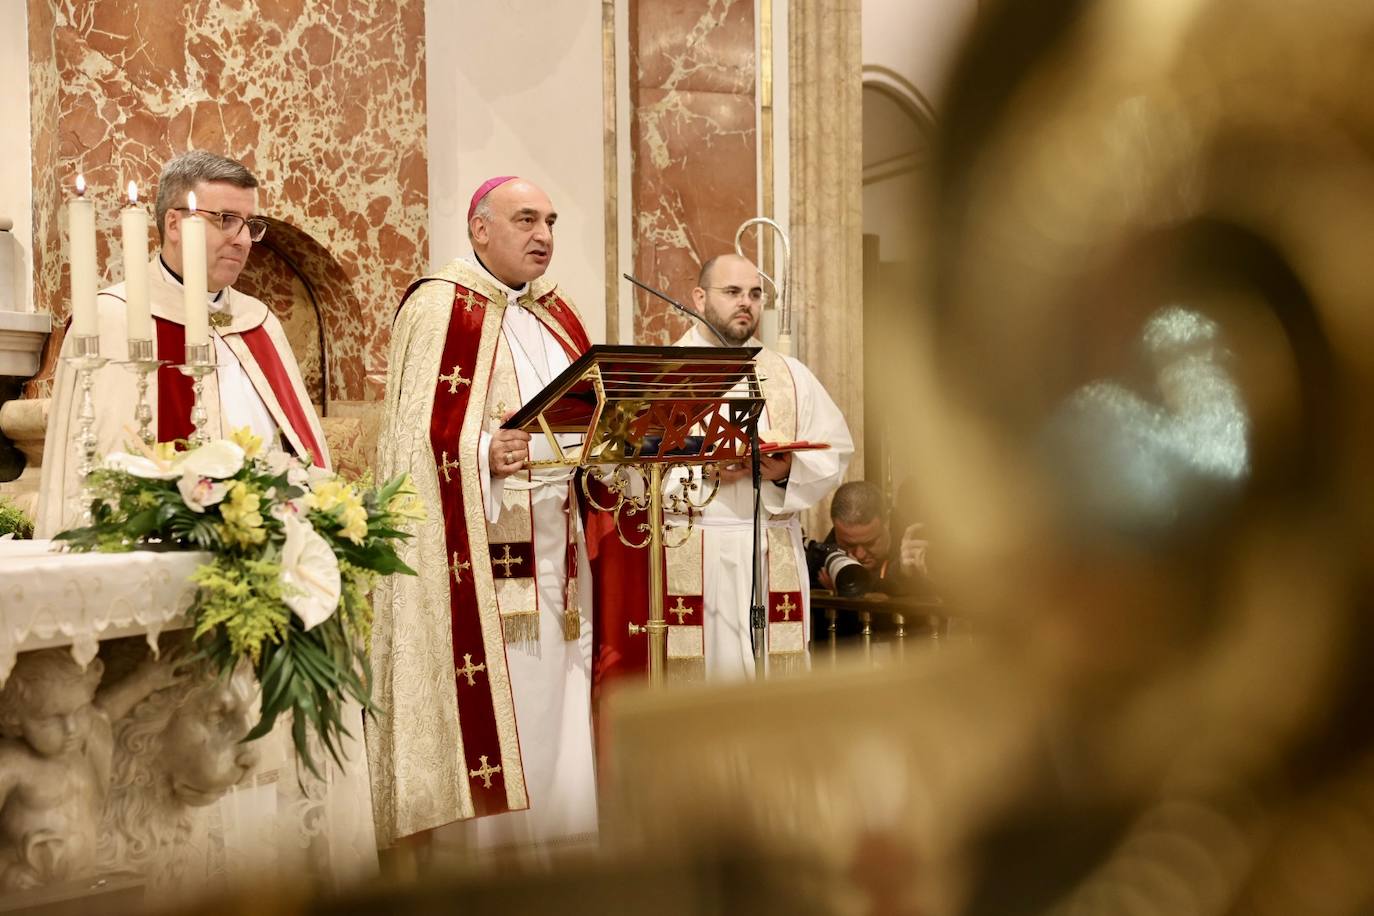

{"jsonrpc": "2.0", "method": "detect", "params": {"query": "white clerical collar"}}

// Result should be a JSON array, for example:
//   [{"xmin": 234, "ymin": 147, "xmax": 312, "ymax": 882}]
[
  {"xmin": 158, "ymin": 256, "xmax": 227, "ymax": 307},
  {"xmin": 466, "ymin": 254, "xmax": 528, "ymax": 302}
]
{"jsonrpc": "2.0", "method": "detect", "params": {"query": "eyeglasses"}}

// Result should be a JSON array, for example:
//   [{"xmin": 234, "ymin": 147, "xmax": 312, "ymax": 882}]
[
  {"xmin": 703, "ymin": 285, "xmax": 769, "ymax": 305},
  {"xmin": 176, "ymin": 207, "xmax": 268, "ymax": 242}
]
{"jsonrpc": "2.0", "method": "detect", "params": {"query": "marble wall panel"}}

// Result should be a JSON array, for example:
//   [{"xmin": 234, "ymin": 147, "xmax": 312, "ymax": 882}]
[
  {"xmin": 26, "ymin": 0, "xmax": 60, "ymax": 389},
  {"xmin": 630, "ymin": 0, "xmax": 757, "ymax": 345},
  {"xmin": 26, "ymin": 0, "xmax": 427, "ymax": 402},
  {"xmin": 237, "ymin": 217, "xmax": 375, "ymax": 403}
]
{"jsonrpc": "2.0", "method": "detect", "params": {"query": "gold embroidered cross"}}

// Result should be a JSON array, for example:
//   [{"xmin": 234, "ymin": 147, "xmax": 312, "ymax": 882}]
[
  {"xmin": 455, "ymin": 652, "xmax": 486, "ymax": 686},
  {"xmin": 450, "ymin": 551, "xmax": 471, "ymax": 584},
  {"xmin": 670, "ymin": 596, "xmax": 695, "ymax": 624},
  {"xmin": 492, "ymin": 543, "xmax": 523, "ymax": 578},
  {"xmin": 438, "ymin": 450, "xmax": 461, "ymax": 482},
  {"xmin": 775, "ymin": 594, "xmax": 797, "ymax": 621},
  {"xmin": 457, "ymin": 288, "xmax": 486, "ymax": 312},
  {"xmin": 488, "ymin": 401, "xmax": 508, "ymax": 426},
  {"xmin": 439, "ymin": 365, "xmax": 471, "ymax": 393},
  {"xmin": 469, "ymin": 754, "xmax": 501, "ymax": 788},
  {"xmin": 209, "ymin": 310, "xmax": 232, "ymax": 328}
]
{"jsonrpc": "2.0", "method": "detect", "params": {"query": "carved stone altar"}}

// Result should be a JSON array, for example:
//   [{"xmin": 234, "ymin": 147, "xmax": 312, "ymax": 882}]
[{"xmin": 0, "ymin": 541, "xmax": 379, "ymax": 907}]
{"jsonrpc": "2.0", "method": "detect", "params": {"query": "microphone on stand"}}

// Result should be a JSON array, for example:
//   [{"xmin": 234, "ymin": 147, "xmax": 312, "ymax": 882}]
[{"xmin": 622, "ymin": 274, "xmax": 732, "ymax": 347}]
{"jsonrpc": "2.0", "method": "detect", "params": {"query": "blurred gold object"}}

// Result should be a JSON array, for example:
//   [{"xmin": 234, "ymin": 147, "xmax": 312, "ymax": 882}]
[{"xmin": 604, "ymin": 1, "xmax": 1374, "ymax": 914}]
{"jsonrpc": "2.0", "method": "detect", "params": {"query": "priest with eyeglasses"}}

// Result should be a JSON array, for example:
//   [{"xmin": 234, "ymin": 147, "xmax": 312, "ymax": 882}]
[{"xmin": 37, "ymin": 150, "xmax": 328, "ymax": 537}]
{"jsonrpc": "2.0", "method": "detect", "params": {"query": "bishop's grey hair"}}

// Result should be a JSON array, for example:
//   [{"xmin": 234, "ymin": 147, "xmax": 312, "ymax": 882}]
[{"xmin": 468, "ymin": 195, "xmax": 496, "ymax": 245}]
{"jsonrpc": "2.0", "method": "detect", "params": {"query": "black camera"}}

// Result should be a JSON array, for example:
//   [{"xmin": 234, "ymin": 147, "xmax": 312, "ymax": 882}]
[{"xmin": 804, "ymin": 538, "xmax": 871, "ymax": 598}]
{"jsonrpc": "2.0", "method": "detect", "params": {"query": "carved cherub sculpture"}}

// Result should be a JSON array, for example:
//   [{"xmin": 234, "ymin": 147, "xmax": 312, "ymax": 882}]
[
  {"xmin": 98, "ymin": 658, "xmax": 261, "ymax": 886},
  {"xmin": 0, "ymin": 648, "xmax": 179, "ymax": 890}
]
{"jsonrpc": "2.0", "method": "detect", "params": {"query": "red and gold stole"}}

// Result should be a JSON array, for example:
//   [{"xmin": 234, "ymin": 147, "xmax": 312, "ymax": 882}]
[
  {"xmin": 417, "ymin": 277, "xmax": 589, "ymax": 817},
  {"xmin": 663, "ymin": 346, "xmax": 808, "ymax": 678},
  {"xmin": 152, "ymin": 316, "xmax": 325, "ymax": 466},
  {"xmin": 481, "ymin": 291, "xmax": 590, "ymax": 646}
]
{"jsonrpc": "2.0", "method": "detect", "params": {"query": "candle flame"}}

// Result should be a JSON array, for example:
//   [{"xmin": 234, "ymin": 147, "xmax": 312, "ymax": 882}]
[
  {"xmin": 187, "ymin": 191, "xmax": 197, "ymax": 213},
  {"xmin": 127, "ymin": 181, "xmax": 138, "ymax": 205},
  {"xmin": 75, "ymin": 174, "xmax": 86, "ymax": 197}
]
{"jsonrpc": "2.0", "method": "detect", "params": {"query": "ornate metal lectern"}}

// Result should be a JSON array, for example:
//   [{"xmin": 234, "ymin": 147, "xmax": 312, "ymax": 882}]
[{"xmin": 503, "ymin": 344, "xmax": 763, "ymax": 686}]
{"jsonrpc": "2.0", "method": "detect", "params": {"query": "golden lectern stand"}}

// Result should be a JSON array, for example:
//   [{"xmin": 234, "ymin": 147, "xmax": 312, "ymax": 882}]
[{"xmin": 502, "ymin": 344, "xmax": 764, "ymax": 686}]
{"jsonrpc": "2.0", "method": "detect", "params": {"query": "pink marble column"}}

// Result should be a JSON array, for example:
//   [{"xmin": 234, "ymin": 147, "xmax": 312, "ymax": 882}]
[{"xmin": 630, "ymin": 0, "xmax": 757, "ymax": 344}]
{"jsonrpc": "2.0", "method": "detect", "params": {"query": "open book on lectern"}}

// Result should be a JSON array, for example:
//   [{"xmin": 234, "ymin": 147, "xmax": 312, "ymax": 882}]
[{"xmin": 500, "ymin": 344, "xmax": 765, "ymax": 467}]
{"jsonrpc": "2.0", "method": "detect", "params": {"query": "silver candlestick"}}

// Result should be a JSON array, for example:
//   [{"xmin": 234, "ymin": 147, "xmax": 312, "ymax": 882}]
[
  {"xmin": 66, "ymin": 334, "xmax": 109, "ymax": 519},
  {"xmin": 178, "ymin": 343, "xmax": 215, "ymax": 447},
  {"xmin": 117, "ymin": 337, "xmax": 165, "ymax": 447}
]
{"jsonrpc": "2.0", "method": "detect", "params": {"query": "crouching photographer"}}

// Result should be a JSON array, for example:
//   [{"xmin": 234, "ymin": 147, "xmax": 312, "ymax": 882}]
[{"xmin": 807, "ymin": 481, "xmax": 933, "ymax": 597}]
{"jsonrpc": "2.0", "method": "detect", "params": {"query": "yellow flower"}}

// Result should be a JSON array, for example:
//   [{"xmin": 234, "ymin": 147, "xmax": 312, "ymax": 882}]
[
  {"xmin": 220, "ymin": 481, "xmax": 266, "ymax": 548},
  {"xmin": 339, "ymin": 504, "xmax": 369, "ymax": 544},
  {"xmin": 152, "ymin": 441, "xmax": 180, "ymax": 463},
  {"xmin": 385, "ymin": 478, "xmax": 426, "ymax": 521},
  {"xmin": 307, "ymin": 479, "xmax": 352, "ymax": 513},
  {"xmin": 230, "ymin": 427, "xmax": 264, "ymax": 460}
]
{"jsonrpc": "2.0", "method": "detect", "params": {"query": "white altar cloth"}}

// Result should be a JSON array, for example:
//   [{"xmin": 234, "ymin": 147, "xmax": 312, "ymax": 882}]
[{"xmin": 0, "ymin": 539, "xmax": 206, "ymax": 684}]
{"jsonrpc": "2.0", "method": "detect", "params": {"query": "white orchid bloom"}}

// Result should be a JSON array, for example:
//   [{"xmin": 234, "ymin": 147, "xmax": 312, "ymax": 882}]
[
  {"xmin": 269, "ymin": 496, "xmax": 308, "ymax": 521},
  {"xmin": 176, "ymin": 473, "xmax": 229, "ymax": 513},
  {"xmin": 178, "ymin": 440, "xmax": 245, "ymax": 480},
  {"xmin": 305, "ymin": 464, "xmax": 335, "ymax": 490},
  {"xmin": 104, "ymin": 452, "xmax": 181, "ymax": 480},
  {"xmin": 279, "ymin": 513, "xmax": 341, "ymax": 631},
  {"xmin": 262, "ymin": 449, "xmax": 294, "ymax": 476}
]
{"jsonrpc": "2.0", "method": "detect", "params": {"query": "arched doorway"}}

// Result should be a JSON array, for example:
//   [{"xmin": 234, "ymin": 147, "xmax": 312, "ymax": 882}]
[{"xmin": 862, "ymin": 68, "xmax": 935, "ymax": 519}]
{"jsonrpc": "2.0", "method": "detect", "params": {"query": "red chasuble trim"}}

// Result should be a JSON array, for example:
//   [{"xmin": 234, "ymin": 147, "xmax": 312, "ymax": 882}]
[
  {"xmin": 153, "ymin": 318, "xmax": 325, "ymax": 468},
  {"xmin": 154, "ymin": 317, "xmax": 196, "ymax": 444},
  {"xmin": 586, "ymin": 486, "xmax": 657, "ymax": 695},
  {"xmin": 425, "ymin": 283, "xmax": 511, "ymax": 816},
  {"xmin": 240, "ymin": 326, "xmax": 326, "ymax": 467},
  {"xmin": 534, "ymin": 292, "xmax": 592, "ymax": 357},
  {"xmin": 417, "ymin": 279, "xmax": 593, "ymax": 818}
]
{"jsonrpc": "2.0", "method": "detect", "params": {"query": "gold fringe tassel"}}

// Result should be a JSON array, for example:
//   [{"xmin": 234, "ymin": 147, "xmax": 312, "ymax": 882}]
[
  {"xmin": 501, "ymin": 610, "xmax": 540, "ymax": 647},
  {"xmin": 562, "ymin": 606, "xmax": 582, "ymax": 642},
  {"xmin": 767, "ymin": 651, "xmax": 809, "ymax": 677},
  {"xmin": 667, "ymin": 656, "xmax": 707, "ymax": 683}
]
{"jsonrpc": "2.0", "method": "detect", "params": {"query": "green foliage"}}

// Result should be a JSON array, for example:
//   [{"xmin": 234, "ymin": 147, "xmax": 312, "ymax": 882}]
[
  {"xmin": 54, "ymin": 437, "xmax": 418, "ymax": 777},
  {"xmin": 191, "ymin": 555, "xmax": 292, "ymax": 662},
  {"xmin": 0, "ymin": 496, "xmax": 33, "ymax": 539}
]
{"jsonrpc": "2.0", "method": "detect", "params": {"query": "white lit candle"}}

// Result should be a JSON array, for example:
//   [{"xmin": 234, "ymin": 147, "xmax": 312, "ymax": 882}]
[
  {"xmin": 68, "ymin": 175, "xmax": 98, "ymax": 338},
  {"xmin": 121, "ymin": 181, "xmax": 152, "ymax": 341},
  {"xmin": 181, "ymin": 190, "xmax": 209, "ymax": 350}
]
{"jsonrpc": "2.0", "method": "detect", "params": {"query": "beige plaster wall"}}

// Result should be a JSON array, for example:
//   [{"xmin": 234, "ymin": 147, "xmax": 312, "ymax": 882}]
[{"xmin": 424, "ymin": 0, "xmax": 608, "ymax": 342}]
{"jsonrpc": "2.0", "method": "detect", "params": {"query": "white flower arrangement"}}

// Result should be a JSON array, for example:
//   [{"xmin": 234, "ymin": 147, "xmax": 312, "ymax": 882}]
[{"xmin": 56, "ymin": 429, "xmax": 423, "ymax": 774}]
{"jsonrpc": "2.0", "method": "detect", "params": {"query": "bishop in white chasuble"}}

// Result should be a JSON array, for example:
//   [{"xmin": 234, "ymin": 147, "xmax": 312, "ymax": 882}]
[{"xmin": 369, "ymin": 178, "xmax": 597, "ymax": 850}]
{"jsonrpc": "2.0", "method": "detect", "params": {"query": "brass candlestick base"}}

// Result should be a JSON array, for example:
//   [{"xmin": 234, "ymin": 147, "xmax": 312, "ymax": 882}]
[
  {"xmin": 178, "ymin": 343, "xmax": 215, "ymax": 447},
  {"xmin": 117, "ymin": 337, "xmax": 166, "ymax": 447},
  {"xmin": 65, "ymin": 334, "xmax": 110, "ymax": 522}
]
